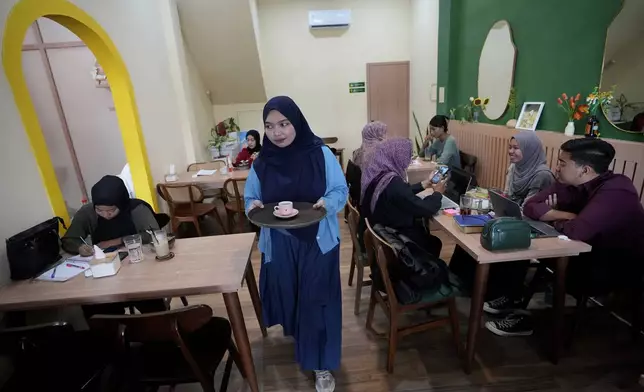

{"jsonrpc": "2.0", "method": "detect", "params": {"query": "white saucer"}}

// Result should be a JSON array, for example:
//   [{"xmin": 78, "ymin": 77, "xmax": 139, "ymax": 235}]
[{"xmin": 274, "ymin": 209, "xmax": 299, "ymax": 219}]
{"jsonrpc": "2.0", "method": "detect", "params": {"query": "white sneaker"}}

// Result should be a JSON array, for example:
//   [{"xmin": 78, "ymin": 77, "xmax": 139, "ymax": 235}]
[{"xmin": 314, "ymin": 370, "xmax": 335, "ymax": 392}]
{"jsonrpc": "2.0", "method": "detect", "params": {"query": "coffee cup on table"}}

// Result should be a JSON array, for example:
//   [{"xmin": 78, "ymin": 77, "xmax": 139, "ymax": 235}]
[{"xmin": 274, "ymin": 201, "xmax": 294, "ymax": 216}]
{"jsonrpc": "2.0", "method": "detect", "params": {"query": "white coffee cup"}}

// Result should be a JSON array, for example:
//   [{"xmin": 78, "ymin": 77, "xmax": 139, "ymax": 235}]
[{"xmin": 274, "ymin": 201, "xmax": 294, "ymax": 216}]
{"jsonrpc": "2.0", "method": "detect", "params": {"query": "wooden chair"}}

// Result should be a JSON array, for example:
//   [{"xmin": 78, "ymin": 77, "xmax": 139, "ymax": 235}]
[
  {"xmin": 223, "ymin": 178, "xmax": 247, "ymax": 234},
  {"xmin": 89, "ymin": 305, "xmax": 240, "ymax": 392},
  {"xmin": 0, "ymin": 322, "xmax": 107, "ymax": 391},
  {"xmin": 187, "ymin": 160, "xmax": 227, "ymax": 200},
  {"xmin": 158, "ymin": 183, "xmax": 227, "ymax": 236},
  {"xmin": 459, "ymin": 151, "xmax": 478, "ymax": 175},
  {"xmin": 346, "ymin": 202, "xmax": 372, "ymax": 315},
  {"xmin": 363, "ymin": 219, "xmax": 461, "ymax": 373}
]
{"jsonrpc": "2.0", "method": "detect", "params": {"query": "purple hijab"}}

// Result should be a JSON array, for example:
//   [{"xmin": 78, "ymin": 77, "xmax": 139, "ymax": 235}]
[
  {"xmin": 352, "ymin": 121, "xmax": 387, "ymax": 169},
  {"xmin": 361, "ymin": 138, "xmax": 412, "ymax": 213}
]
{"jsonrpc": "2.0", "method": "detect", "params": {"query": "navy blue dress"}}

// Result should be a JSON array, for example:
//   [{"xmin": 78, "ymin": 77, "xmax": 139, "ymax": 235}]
[{"xmin": 250, "ymin": 96, "xmax": 344, "ymax": 371}]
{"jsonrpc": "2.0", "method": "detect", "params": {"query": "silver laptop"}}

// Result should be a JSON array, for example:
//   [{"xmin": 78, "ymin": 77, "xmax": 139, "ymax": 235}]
[
  {"xmin": 441, "ymin": 195, "xmax": 459, "ymax": 210},
  {"xmin": 488, "ymin": 190, "xmax": 560, "ymax": 238}
]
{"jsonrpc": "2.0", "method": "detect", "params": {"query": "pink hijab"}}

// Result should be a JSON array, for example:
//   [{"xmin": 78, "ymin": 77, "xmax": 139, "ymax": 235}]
[
  {"xmin": 352, "ymin": 121, "xmax": 387, "ymax": 169},
  {"xmin": 361, "ymin": 138, "xmax": 412, "ymax": 213}
]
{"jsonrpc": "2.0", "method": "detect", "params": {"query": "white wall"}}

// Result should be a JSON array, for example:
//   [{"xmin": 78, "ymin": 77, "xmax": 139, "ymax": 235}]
[
  {"xmin": 0, "ymin": 0, "xmax": 202, "ymax": 284},
  {"xmin": 213, "ymin": 103, "xmax": 265, "ymax": 134},
  {"xmin": 257, "ymin": 0, "xmax": 411, "ymax": 156},
  {"xmin": 410, "ymin": 0, "xmax": 440, "ymax": 139},
  {"xmin": 185, "ymin": 48, "xmax": 214, "ymax": 162}
]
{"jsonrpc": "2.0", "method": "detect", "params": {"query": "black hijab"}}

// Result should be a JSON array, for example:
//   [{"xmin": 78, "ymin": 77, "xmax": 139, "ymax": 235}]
[
  {"xmin": 246, "ymin": 129, "xmax": 262, "ymax": 154},
  {"xmin": 91, "ymin": 175, "xmax": 151, "ymax": 243},
  {"xmin": 253, "ymin": 96, "xmax": 326, "ymax": 241}
]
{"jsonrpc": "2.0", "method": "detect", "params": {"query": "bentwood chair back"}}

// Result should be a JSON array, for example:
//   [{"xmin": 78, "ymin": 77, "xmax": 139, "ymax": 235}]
[
  {"xmin": 223, "ymin": 178, "xmax": 247, "ymax": 233},
  {"xmin": 89, "ymin": 305, "xmax": 239, "ymax": 392},
  {"xmin": 187, "ymin": 160, "xmax": 227, "ymax": 201},
  {"xmin": 158, "ymin": 183, "xmax": 227, "ymax": 236},
  {"xmin": 347, "ymin": 202, "xmax": 372, "ymax": 315},
  {"xmin": 363, "ymin": 219, "xmax": 461, "ymax": 373}
]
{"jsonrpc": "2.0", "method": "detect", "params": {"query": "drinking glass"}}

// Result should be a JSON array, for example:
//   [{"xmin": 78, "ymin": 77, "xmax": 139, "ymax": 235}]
[
  {"xmin": 152, "ymin": 230, "xmax": 170, "ymax": 258},
  {"xmin": 460, "ymin": 195, "xmax": 473, "ymax": 215},
  {"xmin": 124, "ymin": 234, "xmax": 144, "ymax": 263}
]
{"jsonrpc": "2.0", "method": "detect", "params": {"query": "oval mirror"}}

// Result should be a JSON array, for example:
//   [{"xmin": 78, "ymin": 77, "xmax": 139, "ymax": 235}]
[
  {"xmin": 478, "ymin": 20, "xmax": 517, "ymax": 120},
  {"xmin": 600, "ymin": 0, "xmax": 644, "ymax": 134}
]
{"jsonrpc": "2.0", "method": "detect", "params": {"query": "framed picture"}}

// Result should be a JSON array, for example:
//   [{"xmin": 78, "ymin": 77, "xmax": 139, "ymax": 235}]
[{"xmin": 516, "ymin": 102, "xmax": 545, "ymax": 131}]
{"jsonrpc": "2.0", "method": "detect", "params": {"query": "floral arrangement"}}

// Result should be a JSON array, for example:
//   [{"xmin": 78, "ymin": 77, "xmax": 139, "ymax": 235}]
[
  {"xmin": 556, "ymin": 93, "xmax": 588, "ymax": 121},
  {"xmin": 461, "ymin": 96, "xmax": 490, "ymax": 122},
  {"xmin": 208, "ymin": 117, "xmax": 239, "ymax": 149},
  {"xmin": 586, "ymin": 86, "xmax": 614, "ymax": 116}
]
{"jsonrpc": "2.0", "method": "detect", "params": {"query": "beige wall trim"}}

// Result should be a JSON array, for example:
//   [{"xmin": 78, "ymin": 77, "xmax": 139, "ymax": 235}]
[
  {"xmin": 31, "ymin": 21, "xmax": 88, "ymax": 200},
  {"xmin": 22, "ymin": 41, "xmax": 86, "ymax": 51}
]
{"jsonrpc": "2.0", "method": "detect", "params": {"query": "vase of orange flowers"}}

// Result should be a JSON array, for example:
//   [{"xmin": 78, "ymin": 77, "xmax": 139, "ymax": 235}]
[{"xmin": 557, "ymin": 93, "xmax": 588, "ymax": 137}]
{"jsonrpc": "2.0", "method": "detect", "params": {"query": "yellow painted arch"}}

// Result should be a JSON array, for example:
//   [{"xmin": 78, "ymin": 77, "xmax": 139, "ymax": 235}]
[{"xmin": 2, "ymin": 0, "xmax": 157, "ymax": 225}]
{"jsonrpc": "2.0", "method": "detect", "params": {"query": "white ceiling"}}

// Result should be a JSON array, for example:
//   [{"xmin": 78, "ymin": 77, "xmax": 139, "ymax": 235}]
[{"xmin": 176, "ymin": 0, "xmax": 266, "ymax": 105}]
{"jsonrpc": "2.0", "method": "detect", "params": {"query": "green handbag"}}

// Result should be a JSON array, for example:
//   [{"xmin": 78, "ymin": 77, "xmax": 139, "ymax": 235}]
[{"xmin": 480, "ymin": 217, "xmax": 532, "ymax": 251}]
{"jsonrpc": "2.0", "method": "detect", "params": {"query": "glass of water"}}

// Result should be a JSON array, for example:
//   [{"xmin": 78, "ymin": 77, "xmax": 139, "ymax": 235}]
[{"xmin": 124, "ymin": 234, "xmax": 144, "ymax": 263}]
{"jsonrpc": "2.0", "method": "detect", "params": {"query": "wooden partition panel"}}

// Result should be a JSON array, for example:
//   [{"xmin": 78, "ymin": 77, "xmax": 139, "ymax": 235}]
[{"xmin": 449, "ymin": 122, "xmax": 644, "ymax": 205}]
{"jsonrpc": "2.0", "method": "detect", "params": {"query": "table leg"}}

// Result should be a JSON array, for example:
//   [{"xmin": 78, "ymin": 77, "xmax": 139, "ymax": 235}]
[
  {"xmin": 245, "ymin": 260, "xmax": 268, "ymax": 337},
  {"xmin": 464, "ymin": 263, "xmax": 490, "ymax": 374},
  {"xmin": 223, "ymin": 292, "xmax": 259, "ymax": 392},
  {"xmin": 552, "ymin": 256, "xmax": 569, "ymax": 364}
]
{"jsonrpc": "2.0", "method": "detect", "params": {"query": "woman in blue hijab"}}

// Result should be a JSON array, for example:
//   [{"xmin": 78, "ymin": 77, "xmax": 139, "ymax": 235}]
[{"xmin": 245, "ymin": 96, "xmax": 347, "ymax": 392}]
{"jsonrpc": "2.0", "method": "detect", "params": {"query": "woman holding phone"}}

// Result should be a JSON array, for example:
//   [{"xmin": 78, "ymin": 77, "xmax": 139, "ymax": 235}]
[{"xmin": 361, "ymin": 138, "xmax": 447, "ymax": 257}]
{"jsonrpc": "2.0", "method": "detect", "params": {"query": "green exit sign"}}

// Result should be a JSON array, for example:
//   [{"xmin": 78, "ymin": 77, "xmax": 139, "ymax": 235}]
[
  {"xmin": 349, "ymin": 82, "xmax": 365, "ymax": 88},
  {"xmin": 349, "ymin": 87, "xmax": 365, "ymax": 93}
]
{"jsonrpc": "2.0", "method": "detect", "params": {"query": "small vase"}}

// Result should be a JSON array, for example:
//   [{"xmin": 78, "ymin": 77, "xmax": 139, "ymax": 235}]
[
  {"xmin": 209, "ymin": 146, "xmax": 220, "ymax": 159},
  {"xmin": 584, "ymin": 115, "xmax": 600, "ymax": 138},
  {"xmin": 564, "ymin": 121, "xmax": 575, "ymax": 137},
  {"xmin": 473, "ymin": 109, "xmax": 480, "ymax": 123}
]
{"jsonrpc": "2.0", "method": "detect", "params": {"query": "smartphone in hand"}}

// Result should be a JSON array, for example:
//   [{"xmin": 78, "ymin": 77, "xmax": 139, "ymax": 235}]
[{"xmin": 431, "ymin": 166, "xmax": 450, "ymax": 184}]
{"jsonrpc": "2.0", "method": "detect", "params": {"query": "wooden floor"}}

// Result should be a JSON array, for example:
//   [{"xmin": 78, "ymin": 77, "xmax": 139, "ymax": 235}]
[{"xmin": 166, "ymin": 215, "xmax": 644, "ymax": 392}]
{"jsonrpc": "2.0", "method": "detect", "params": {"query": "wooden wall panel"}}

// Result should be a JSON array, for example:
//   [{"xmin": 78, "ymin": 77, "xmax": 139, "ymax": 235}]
[{"xmin": 449, "ymin": 122, "xmax": 644, "ymax": 206}]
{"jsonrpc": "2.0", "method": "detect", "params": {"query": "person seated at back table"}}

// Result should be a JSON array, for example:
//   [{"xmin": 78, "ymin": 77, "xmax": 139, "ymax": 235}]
[
  {"xmin": 421, "ymin": 115, "xmax": 461, "ymax": 169},
  {"xmin": 484, "ymin": 138, "xmax": 644, "ymax": 337},
  {"xmin": 61, "ymin": 175, "xmax": 167, "ymax": 318},
  {"xmin": 234, "ymin": 129, "xmax": 262, "ymax": 166},
  {"xmin": 361, "ymin": 138, "xmax": 447, "ymax": 257},
  {"xmin": 347, "ymin": 121, "xmax": 387, "ymax": 207},
  {"xmin": 504, "ymin": 131, "xmax": 556, "ymax": 205},
  {"xmin": 449, "ymin": 131, "xmax": 556, "ymax": 307}
]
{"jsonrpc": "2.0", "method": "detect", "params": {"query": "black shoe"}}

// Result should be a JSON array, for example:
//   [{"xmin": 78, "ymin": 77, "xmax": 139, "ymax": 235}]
[
  {"xmin": 483, "ymin": 296, "xmax": 522, "ymax": 315},
  {"xmin": 485, "ymin": 312, "xmax": 533, "ymax": 337}
]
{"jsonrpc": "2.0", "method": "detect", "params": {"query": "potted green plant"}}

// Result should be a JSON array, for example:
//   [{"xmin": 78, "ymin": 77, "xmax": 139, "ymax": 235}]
[
  {"xmin": 207, "ymin": 117, "xmax": 239, "ymax": 159},
  {"xmin": 412, "ymin": 112, "xmax": 428, "ymax": 157}
]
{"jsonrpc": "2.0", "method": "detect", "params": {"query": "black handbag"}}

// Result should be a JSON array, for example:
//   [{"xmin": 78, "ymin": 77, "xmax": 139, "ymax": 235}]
[{"xmin": 6, "ymin": 217, "xmax": 66, "ymax": 280}]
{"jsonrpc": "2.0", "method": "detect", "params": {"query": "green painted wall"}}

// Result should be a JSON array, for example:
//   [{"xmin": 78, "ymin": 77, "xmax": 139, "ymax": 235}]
[{"xmin": 437, "ymin": 0, "xmax": 642, "ymax": 142}]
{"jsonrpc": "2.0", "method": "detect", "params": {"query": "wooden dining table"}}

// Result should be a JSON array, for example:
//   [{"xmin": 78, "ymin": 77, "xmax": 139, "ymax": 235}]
[
  {"xmin": 0, "ymin": 233, "xmax": 266, "ymax": 392},
  {"xmin": 169, "ymin": 168, "xmax": 250, "ymax": 189},
  {"xmin": 431, "ymin": 214, "xmax": 592, "ymax": 373}
]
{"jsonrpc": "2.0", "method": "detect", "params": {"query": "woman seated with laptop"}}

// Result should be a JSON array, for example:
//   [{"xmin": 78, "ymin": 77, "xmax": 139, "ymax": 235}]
[
  {"xmin": 449, "ymin": 131, "xmax": 555, "ymax": 316},
  {"xmin": 361, "ymin": 138, "xmax": 447, "ymax": 257}
]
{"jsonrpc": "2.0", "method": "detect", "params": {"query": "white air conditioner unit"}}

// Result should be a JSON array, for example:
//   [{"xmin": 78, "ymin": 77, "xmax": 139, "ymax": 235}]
[{"xmin": 309, "ymin": 10, "xmax": 351, "ymax": 29}]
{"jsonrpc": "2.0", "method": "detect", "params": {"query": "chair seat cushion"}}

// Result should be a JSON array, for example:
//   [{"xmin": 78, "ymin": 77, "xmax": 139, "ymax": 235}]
[
  {"xmin": 126, "ymin": 317, "xmax": 232, "ymax": 385},
  {"xmin": 173, "ymin": 203, "xmax": 216, "ymax": 218}
]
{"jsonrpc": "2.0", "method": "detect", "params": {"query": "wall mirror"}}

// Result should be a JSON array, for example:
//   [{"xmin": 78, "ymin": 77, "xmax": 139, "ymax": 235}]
[
  {"xmin": 478, "ymin": 20, "xmax": 516, "ymax": 120},
  {"xmin": 601, "ymin": 0, "xmax": 644, "ymax": 133}
]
